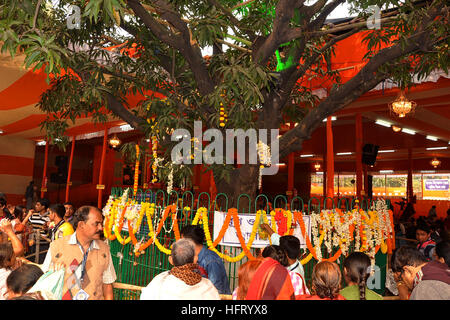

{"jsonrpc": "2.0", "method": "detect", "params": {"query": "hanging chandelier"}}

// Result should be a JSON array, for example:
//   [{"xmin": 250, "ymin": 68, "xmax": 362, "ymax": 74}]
[
  {"xmin": 392, "ymin": 125, "xmax": 402, "ymax": 132},
  {"xmin": 314, "ymin": 163, "xmax": 321, "ymax": 171},
  {"xmin": 430, "ymin": 158, "xmax": 441, "ymax": 168},
  {"xmin": 109, "ymin": 134, "xmax": 121, "ymax": 148},
  {"xmin": 389, "ymin": 90, "xmax": 416, "ymax": 118}
]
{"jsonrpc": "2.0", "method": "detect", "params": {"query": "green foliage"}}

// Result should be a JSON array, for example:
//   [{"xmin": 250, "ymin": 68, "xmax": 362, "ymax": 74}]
[{"xmin": 1, "ymin": 0, "xmax": 448, "ymax": 191}]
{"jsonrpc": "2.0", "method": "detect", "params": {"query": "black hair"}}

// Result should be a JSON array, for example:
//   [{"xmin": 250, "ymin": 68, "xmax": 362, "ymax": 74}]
[
  {"xmin": 435, "ymin": 240, "xmax": 450, "ymax": 268},
  {"xmin": 416, "ymin": 221, "xmax": 431, "ymax": 234},
  {"xmin": 72, "ymin": 206, "xmax": 100, "ymax": 229},
  {"xmin": 14, "ymin": 206, "xmax": 26, "ymax": 221},
  {"xmin": 343, "ymin": 252, "xmax": 371, "ymax": 300},
  {"xmin": 262, "ymin": 245, "xmax": 289, "ymax": 267},
  {"xmin": 36, "ymin": 198, "xmax": 50, "ymax": 210},
  {"xmin": 63, "ymin": 202, "xmax": 74, "ymax": 207},
  {"xmin": 2, "ymin": 208, "xmax": 14, "ymax": 220},
  {"xmin": 49, "ymin": 203, "xmax": 66, "ymax": 220},
  {"xmin": 180, "ymin": 225, "xmax": 205, "ymax": 245},
  {"xmin": 391, "ymin": 246, "xmax": 428, "ymax": 274},
  {"xmin": 6, "ymin": 264, "xmax": 43, "ymax": 294},
  {"xmin": 279, "ymin": 235, "xmax": 300, "ymax": 260},
  {"xmin": 0, "ymin": 198, "xmax": 6, "ymax": 208}
]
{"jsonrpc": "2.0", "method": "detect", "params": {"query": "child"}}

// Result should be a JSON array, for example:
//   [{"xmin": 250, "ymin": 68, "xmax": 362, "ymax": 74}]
[
  {"xmin": 416, "ymin": 221, "xmax": 436, "ymax": 261},
  {"xmin": 340, "ymin": 252, "xmax": 383, "ymax": 300},
  {"xmin": 296, "ymin": 261, "xmax": 345, "ymax": 300},
  {"xmin": 5, "ymin": 264, "xmax": 43, "ymax": 300}
]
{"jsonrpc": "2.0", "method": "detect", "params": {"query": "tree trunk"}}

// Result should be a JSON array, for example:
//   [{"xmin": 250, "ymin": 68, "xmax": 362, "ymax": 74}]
[{"xmin": 213, "ymin": 164, "xmax": 260, "ymax": 211}]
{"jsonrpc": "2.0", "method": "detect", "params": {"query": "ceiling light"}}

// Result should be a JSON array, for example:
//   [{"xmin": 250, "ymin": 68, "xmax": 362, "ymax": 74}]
[
  {"xmin": 375, "ymin": 120, "xmax": 392, "ymax": 127},
  {"xmin": 276, "ymin": 163, "xmax": 286, "ymax": 166},
  {"xmin": 420, "ymin": 170, "xmax": 435, "ymax": 173},
  {"xmin": 426, "ymin": 135, "xmax": 438, "ymax": 141},
  {"xmin": 426, "ymin": 146, "xmax": 447, "ymax": 150},
  {"xmin": 0, "ymin": 129, "xmax": 3, "ymax": 134},
  {"xmin": 401, "ymin": 128, "xmax": 416, "ymax": 135},
  {"xmin": 322, "ymin": 116, "xmax": 336, "ymax": 122},
  {"xmin": 389, "ymin": 90, "xmax": 416, "ymax": 118},
  {"xmin": 380, "ymin": 170, "xmax": 393, "ymax": 174},
  {"xmin": 316, "ymin": 171, "xmax": 323, "ymax": 175},
  {"xmin": 430, "ymin": 158, "xmax": 441, "ymax": 168},
  {"xmin": 36, "ymin": 141, "xmax": 46, "ymax": 146},
  {"xmin": 300, "ymin": 154, "xmax": 314, "ymax": 158},
  {"xmin": 378, "ymin": 149, "xmax": 395, "ymax": 153},
  {"xmin": 109, "ymin": 134, "xmax": 121, "ymax": 148},
  {"xmin": 314, "ymin": 163, "xmax": 321, "ymax": 170},
  {"xmin": 336, "ymin": 152, "xmax": 352, "ymax": 156},
  {"xmin": 392, "ymin": 125, "xmax": 402, "ymax": 132}
]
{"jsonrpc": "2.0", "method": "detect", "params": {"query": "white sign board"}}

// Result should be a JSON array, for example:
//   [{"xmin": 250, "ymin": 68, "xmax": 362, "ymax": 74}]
[{"xmin": 213, "ymin": 211, "xmax": 311, "ymax": 249}]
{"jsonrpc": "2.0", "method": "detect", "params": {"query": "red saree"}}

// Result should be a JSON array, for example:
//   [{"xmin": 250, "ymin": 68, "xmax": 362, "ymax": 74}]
[{"xmin": 245, "ymin": 257, "xmax": 296, "ymax": 300}]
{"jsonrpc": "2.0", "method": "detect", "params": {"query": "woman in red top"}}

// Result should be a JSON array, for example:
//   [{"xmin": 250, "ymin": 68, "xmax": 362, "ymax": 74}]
[{"xmin": 296, "ymin": 261, "xmax": 346, "ymax": 300}]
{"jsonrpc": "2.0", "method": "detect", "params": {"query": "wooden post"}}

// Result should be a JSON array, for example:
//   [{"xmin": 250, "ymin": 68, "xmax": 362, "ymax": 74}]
[
  {"xmin": 326, "ymin": 116, "xmax": 334, "ymax": 207},
  {"xmin": 65, "ymin": 137, "xmax": 76, "ymax": 203},
  {"xmin": 40, "ymin": 140, "xmax": 49, "ymax": 199},
  {"xmin": 97, "ymin": 129, "xmax": 108, "ymax": 208},
  {"xmin": 355, "ymin": 113, "xmax": 363, "ymax": 199}
]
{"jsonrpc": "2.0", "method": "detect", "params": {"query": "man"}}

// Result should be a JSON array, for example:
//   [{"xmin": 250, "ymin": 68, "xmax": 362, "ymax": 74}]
[
  {"xmin": 41, "ymin": 206, "xmax": 116, "ymax": 300},
  {"xmin": 48, "ymin": 204, "xmax": 74, "ymax": 241},
  {"xmin": 140, "ymin": 238, "xmax": 220, "ymax": 300},
  {"xmin": 22, "ymin": 198, "xmax": 50, "ymax": 264},
  {"xmin": 180, "ymin": 225, "xmax": 231, "ymax": 295},
  {"xmin": 392, "ymin": 245, "xmax": 450, "ymax": 300},
  {"xmin": 260, "ymin": 223, "xmax": 305, "ymax": 278},
  {"xmin": 63, "ymin": 202, "xmax": 75, "ymax": 224}
]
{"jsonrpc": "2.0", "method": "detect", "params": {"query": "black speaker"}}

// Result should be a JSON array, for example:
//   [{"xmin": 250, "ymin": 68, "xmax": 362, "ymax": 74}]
[
  {"xmin": 362, "ymin": 144, "xmax": 379, "ymax": 166},
  {"xmin": 50, "ymin": 172, "xmax": 67, "ymax": 184},
  {"xmin": 55, "ymin": 155, "xmax": 68, "ymax": 174}
]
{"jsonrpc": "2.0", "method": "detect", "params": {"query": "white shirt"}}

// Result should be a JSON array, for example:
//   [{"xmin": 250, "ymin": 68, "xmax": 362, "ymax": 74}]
[
  {"xmin": 270, "ymin": 233, "xmax": 305, "ymax": 278},
  {"xmin": 41, "ymin": 232, "xmax": 116, "ymax": 284},
  {"xmin": 140, "ymin": 270, "xmax": 220, "ymax": 300}
]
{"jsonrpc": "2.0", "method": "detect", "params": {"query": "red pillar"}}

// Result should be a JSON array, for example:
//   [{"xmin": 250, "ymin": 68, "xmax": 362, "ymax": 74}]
[
  {"xmin": 65, "ymin": 137, "xmax": 75, "ymax": 203},
  {"xmin": 287, "ymin": 123, "xmax": 295, "ymax": 203},
  {"xmin": 40, "ymin": 140, "xmax": 49, "ymax": 199},
  {"xmin": 326, "ymin": 116, "xmax": 334, "ymax": 207},
  {"xmin": 355, "ymin": 114, "xmax": 363, "ymax": 199},
  {"xmin": 97, "ymin": 129, "xmax": 108, "ymax": 208},
  {"xmin": 407, "ymin": 148, "xmax": 413, "ymax": 201}
]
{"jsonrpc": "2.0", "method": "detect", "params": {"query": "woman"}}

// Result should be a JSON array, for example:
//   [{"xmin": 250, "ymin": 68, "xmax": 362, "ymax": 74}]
[
  {"xmin": 340, "ymin": 252, "xmax": 383, "ymax": 300},
  {"xmin": 296, "ymin": 261, "xmax": 345, "ymax": 300},
  {"xmin": 233, "ymin": 258, "xmax": 263, "ymax": 300},
  {"xmin": 245, "ymin": 257, "xmax": 296, "ymax": 300}
]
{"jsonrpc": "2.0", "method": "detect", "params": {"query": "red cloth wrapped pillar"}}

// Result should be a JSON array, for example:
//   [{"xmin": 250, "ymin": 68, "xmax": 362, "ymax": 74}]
[
  {"xmin": 65, "ymin": 137, "xmax": 75, "ymax": 202},
  {"xmin": 355, "ymin": 114, "xmax": 363, "ymax": 199},
  {"xmin": 326, "ymin": 116, "xmax": 334, "ymax": 207},
  {"xmin": 97, "ymin": 129, "xmax": 108, "ymax": 208},
  {"xmin": 407, "ymin": 148, "xmax": 413, "ymax": 201},
  {"xmin": 40, "ymin": 140, "xmax": 49, "ymax": 199}
]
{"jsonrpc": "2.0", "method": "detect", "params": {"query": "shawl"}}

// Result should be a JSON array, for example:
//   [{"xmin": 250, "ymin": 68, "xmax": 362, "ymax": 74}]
[
  {"xmin": 169, "ymin": 263, "xmax": 202, "ymax": 286},
  {"xmin": 245, "ymin": 257, "xmax": 295, "ymax": 300}
]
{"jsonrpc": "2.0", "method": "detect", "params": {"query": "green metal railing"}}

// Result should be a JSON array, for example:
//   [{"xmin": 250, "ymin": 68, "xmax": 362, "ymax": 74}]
[{"xmin": 109, "ymin": 188, "xmax": 389, "ymax": 299}]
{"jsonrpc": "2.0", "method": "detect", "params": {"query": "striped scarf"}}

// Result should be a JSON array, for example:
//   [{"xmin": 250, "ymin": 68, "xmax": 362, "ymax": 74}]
[{"xmin": 169, "ymin": 263, "xmax": 202, "ymax": 286}]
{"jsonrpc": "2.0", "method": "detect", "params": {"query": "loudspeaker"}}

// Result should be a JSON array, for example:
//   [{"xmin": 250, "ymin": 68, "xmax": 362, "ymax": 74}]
[
  {"xmin": 362, "ymin": 144, "xmax": 379, "ymax": 166},
  {"xmin": 50, "ymin": 172, "xmax": 67, "ymax": 184}
]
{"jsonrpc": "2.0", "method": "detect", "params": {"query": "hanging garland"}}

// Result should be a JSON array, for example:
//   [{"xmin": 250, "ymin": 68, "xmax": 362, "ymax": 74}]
[{"xmin": 102, "ymin": 192, "xmax": 395, "ymax": 264}]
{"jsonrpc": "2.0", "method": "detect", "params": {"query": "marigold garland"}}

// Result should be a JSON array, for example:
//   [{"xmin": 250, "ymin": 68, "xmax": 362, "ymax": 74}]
[{"xmin": 103, "ymin": 193, "xmax": 394, "ymax": 264}]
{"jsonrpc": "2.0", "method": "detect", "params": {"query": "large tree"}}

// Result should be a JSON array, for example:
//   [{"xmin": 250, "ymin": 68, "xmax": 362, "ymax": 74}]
[{"xmin": 1, "ymin": 0, "xmax": 448, "ymax": 204}]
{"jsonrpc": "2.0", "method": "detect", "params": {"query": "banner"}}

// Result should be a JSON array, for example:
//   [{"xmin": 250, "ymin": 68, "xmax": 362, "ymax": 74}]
[
  {"xmin": 424, "ymin": 179, "xmax": 449, "ymax": 191},
  {"xmin": 213, "ymin": 211, "xmax": 311, "ymax": 249}
]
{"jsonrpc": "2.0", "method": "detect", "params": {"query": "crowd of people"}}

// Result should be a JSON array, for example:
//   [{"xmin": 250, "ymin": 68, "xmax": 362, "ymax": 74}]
[{"xmin": 0, "ymin": 193, "xmax": 449, "ymax": 300}]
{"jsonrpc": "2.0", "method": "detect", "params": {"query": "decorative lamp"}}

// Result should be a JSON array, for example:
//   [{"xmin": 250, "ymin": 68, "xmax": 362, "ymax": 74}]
[
  {"xmin": 392, "ymin": 125, "xmax": 402, "ymax": 132},
  {"xmin": 389, "ymin": 90, "xmax": 416, "ymax": 118},
  {"xmin": 430, "ymin": 158, "xmax": 441, "ymax": 168},
  {"xmin": 109, "ymin": 134, "xmax": 121, "ymax": 148},
  {"xmin": 314, "ymin": 163, "xmax": 321, "ymax": 171}
]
